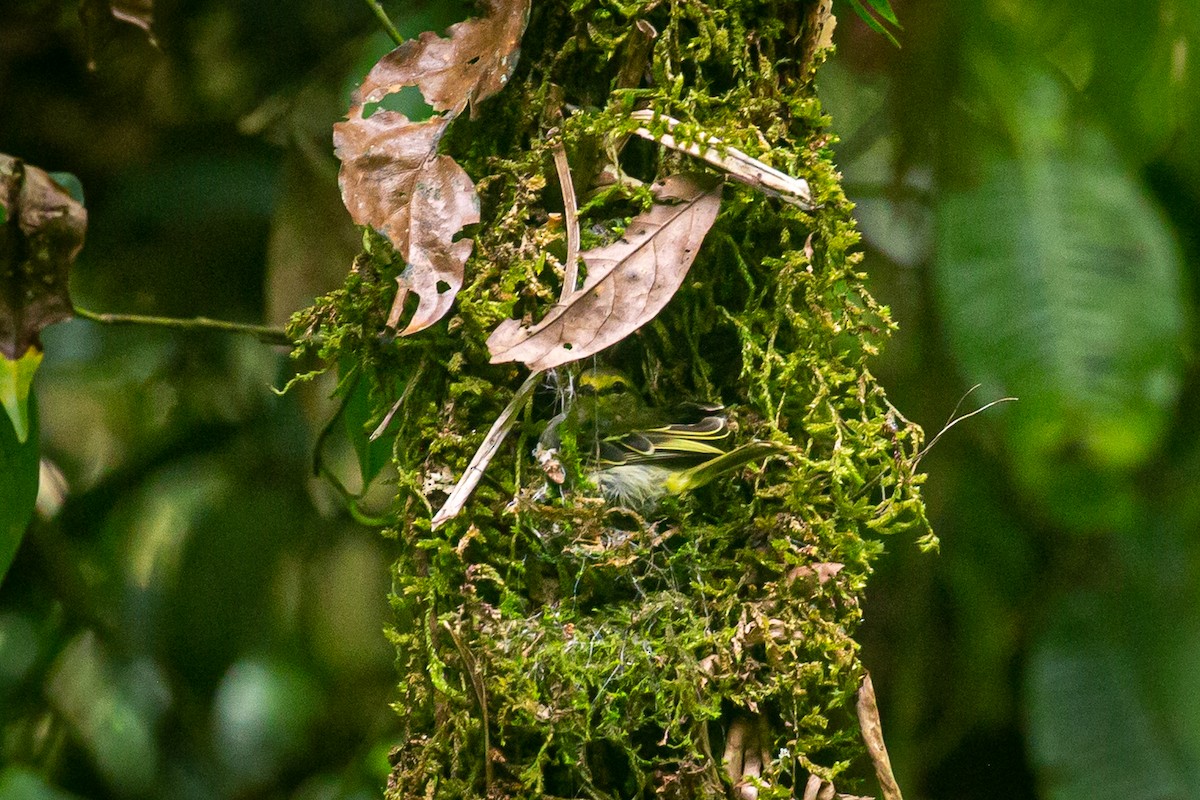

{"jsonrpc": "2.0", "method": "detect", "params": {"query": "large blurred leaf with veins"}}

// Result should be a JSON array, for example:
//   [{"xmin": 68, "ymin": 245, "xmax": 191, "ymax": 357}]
[
  {"xmin": 1026, "ymin": 589, "xmax": 1193, "ymax": 800},
  {"xmin": 934, "ymin": 75, "xmax": 1186, "ymax": 529}
]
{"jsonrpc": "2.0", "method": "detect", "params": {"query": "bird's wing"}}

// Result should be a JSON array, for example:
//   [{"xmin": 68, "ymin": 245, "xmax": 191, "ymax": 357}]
[{"xmin": 595, "ymin": 415, "xmax": 732, "ymax": 467}]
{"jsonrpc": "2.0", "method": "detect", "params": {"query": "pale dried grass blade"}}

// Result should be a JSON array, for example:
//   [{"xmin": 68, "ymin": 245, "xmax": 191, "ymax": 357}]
[
  {"xmin": 431, "ymin": 369, "xmax": 543, "ymax": 529},
  {"xmin": 628, "ymin": 110, "xmax": 814, "ymax": 209}
]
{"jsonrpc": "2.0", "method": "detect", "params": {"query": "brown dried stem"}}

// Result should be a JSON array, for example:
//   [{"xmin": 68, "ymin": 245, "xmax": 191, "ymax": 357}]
[{"xmin": 857, "ymin": 673, "xmax": 903, "ymax": 800}]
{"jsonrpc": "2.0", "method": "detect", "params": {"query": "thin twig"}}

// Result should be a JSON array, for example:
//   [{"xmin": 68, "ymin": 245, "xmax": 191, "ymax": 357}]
[
  {"xmin": 628, "ymin": 110, "xmax": 815, "ymax": 209},
  {"xmin": 431, "ymin": 369, "xmax": 544, "ymax": 529},
  {"xmin": 552, "ymin": 137, "xmax": 582, "ymax": 299},
  {"xmin": 428, "ymin": 142, "xmax": 585, "ymax": 527},
  {"xmin": 363, "ymin": 0, "xmax": 404, "ymax": 45},
  {"xmin": 73, "ymin": 305, "xmax": 293, "ymax": 346}
]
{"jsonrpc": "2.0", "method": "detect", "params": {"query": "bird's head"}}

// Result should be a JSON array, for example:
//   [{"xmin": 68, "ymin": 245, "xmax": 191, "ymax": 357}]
[
  {"xmin": 576, "ymin": 366, "xmax": 634, "ymax": 398},
  {"xmin": 571, "ymin": 366, "xmax": 659, "ymax": 434}
]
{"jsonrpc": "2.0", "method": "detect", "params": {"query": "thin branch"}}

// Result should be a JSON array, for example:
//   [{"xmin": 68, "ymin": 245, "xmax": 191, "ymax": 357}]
[
  {"xmin": 431, "ymin": 368, "xmax": 544, "ymax": 529},
  {"xmin": 628, "ymin": 110, "xmax": 815, "ymax": 209},
  {"xmin": 429, "ymin": 130, "xmax": 589, "ymax": 527},
  {"xmin": 73, "ymin": 306, "xmax": 294, "ymax": 346},
  {"xmin": 363, "ymin": 0, "xmax": 404, "ymax": 45}
]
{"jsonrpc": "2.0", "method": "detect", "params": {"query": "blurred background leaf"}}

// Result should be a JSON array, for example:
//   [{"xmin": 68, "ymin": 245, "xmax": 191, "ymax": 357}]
[
  {"xmin": 0, "ymin": 397, "xmax": 39, "ymax": 584},
  {"xmin": 826, "ymin": 0, "xmax": 1200, "ymax": 798},
  {"xmin": 0, "ymin": 0, "xmax": 432, "ymax": 797}
]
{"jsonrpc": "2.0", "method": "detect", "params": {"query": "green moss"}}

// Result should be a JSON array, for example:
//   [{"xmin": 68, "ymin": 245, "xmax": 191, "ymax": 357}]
[{"xmin": 288, "ymin": 1, "xmax": 932, "ymax": 797}]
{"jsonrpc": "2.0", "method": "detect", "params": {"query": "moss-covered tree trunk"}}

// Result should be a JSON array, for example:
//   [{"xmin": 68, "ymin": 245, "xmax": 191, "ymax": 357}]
[{"xmin": 294, "ymin": 1, "xmax": 930, "ymax": 797}]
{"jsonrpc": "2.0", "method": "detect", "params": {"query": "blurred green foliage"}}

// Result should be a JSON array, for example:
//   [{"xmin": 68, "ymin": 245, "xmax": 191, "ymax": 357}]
[
  {"xmin": 1, "ymin": 397, "xmax": 39, "ymax": 584},
  {"xmin": 0, "ymin": 0, "xmax": 452, "ymax": 797},
  {"xmin": 3, "ymin": 0, "xmax": 1199, "ymax": 798},
  {"xmin": 824, "ymin": 0, "xmax": 1200, "ymax": 798}
]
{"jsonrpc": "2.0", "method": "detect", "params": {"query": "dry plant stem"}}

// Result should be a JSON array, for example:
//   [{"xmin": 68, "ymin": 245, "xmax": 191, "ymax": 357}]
[
  {"xmin": 370, "ymin": 358, "xmax": 428, "ymax": 441},
  {"xmin": 430, "ymin": 368, "xmax": 543, "ymax": 528},
  {"xmin": 856, "ymin": 673, "xmax": 903, "ymax": 800},
  {"xmin": 552, "ymin": 139, "xmax": 581, "ymax": 298},
  {"xmin": 363, "ymin": 0, "xmax": 404, "ymax": 45},
  {"xmin": 431, "ymin": 141, "xmax": 587, "ymax": 527},
  {"xmin": 443, "ymin": 621, "xmax": 493, "ymax": 792},
  {"xmin": 913, "ymin": 387, "xmax": 1017, "ymax": 468},
  {"xmin": 628, "ymin": 110, "xmax": 814, "ymax": 209},
  {"xmin": 72, "ymin": 305, "xmax": 293, "ymax": 346}
]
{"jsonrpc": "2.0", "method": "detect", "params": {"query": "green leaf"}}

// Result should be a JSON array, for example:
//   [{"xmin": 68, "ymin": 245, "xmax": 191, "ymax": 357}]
[
  {"xmin": 343, "ymin": 376, "xmax": 395, "ymax": 488},
  {"xmin": 844, "ymin": 0, "xmax": 900, "ymax": 47},
  {"xmin": 333, "ymin": 363, "xmax": 397, "ymax": 491},
  {"xmin": 0, "ymin": 347, "xmax": 42, "ymax": 443},
  {"xmin": 0, "ymin": 392, "xmax": 39, "ymax": 586},
  {"xmin": 864, "ymin": 0, "xmax": 900, "ymax": 26},
  {"xmin": 1026, "ymin": 591, "xmax": 1192, "ymax": 799},
  {"xmin": 933, "ymin": 115, "xmax": 1186, "ymax": 529}
]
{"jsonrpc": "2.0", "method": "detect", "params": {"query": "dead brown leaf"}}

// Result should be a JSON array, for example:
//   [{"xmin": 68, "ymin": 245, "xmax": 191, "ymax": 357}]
[
  {"xmin": 355, "ymin": 0, "xmax": 530, "ymax": 120},
  {"xmin": 335, "ymin": 114, "xmax": 478, "ymax": 334},
  {"xmin": 0, "ymin": 155, "xmax": 85, "ymax": 360},
  {"xmin": 333, "ymin": 0, "xmax": 530, "ymax": 335},
  {"xmin": 788, "ymin": 561, "xmax": 845, "ymax": 586},
  {"xmin": 487, "ymin": 173, "xmax": 723, "ymax": 370},
  {"xmin": 79, "ymin": 0, "xmax": 157, "ymax": 67},
  {"xmin": 107, "ymin": 0, "xmax": 154, "ymax": 36}
]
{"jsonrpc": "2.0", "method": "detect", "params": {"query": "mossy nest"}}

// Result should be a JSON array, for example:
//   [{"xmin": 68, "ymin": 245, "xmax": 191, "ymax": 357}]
[{"xmin": 289, "ymin": 1, "xmax": 932, "ymax": 797}]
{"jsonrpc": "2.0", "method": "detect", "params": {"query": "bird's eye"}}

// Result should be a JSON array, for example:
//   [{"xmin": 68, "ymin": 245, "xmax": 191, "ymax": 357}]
[
  {"xmin": 607, "ymin": 380, "xmax": 627, "ymax": 394},
  {"xmin": 578, "ymin": 381, "xmax": 598, "ymax": 396}
]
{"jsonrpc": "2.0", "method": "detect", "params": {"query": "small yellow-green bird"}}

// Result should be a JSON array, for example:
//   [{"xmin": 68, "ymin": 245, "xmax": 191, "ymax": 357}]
[{"xmin": 538, "ymin": 368, "xmax": 781, "ymax": 511}]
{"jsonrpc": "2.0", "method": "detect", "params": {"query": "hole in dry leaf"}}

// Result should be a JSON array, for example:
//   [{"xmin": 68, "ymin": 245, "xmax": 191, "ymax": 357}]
[
  {"xmin": 616, "ymin": 135, "xmax": 658, "ymax": 184},
  {"xmin": 436, "ymin": 280, "xmax": 452, "ymax": 294},
  {"xmin": 362, "ymin": 85, "xmax": 435, "ymax": 121},
  {"xmin": 562, "ymin": 342, "xmax": 573, "ymax": 350},
  {"xmin": 390, "ymin": 285, "xmax": 422, "ymax": 331}
]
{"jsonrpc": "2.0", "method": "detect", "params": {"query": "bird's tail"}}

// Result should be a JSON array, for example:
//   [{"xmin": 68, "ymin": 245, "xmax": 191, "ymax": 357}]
[{"xmin": 665, "ymin": 441, "xmax": 784, "ymax": 495}]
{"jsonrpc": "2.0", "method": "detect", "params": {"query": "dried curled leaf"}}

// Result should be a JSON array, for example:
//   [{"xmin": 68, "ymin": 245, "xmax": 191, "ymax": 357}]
[
  {"xmin": 488, "ymin": 173, "xmax": 723, "ymax": 370},
  {"xmin": 0, "ymin": 155, "xmax": 84, "ymax": 360},
  {"xmin": 356, "ymin": 0, "xmax": 530, "ymax": 119},
  {"xmin": 333, "ymin": 0, "xmax": 530, "ymax": 335},
  {"xmin": 79, "ymin": 0, "xmax": 157, "ymax": 67}
]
